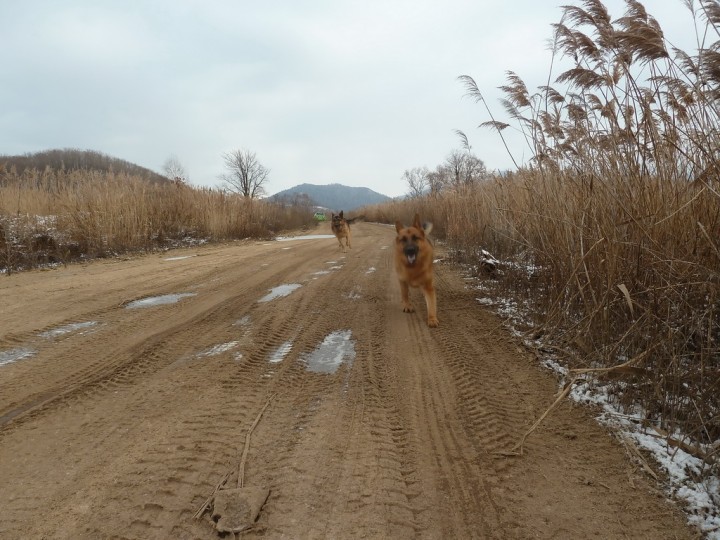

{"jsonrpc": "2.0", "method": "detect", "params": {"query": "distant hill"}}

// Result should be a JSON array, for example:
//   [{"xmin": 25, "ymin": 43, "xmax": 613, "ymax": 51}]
[
  {"xmin": 0, "ymin": 148, "xmax": 168, "ymax": 183},
  {"xmin": 270, "ymin": 183, "xmax": 391, "ymax": 212}
]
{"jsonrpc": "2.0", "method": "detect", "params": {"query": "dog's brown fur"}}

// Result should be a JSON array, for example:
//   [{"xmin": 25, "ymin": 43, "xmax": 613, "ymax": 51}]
[
  {"xmin": 394, "ymin": 213, "xmax": 438, "ymax": 327},
  {"xmin": 331, "ymin": 211, "xmax": 359, "ymax": 252}
]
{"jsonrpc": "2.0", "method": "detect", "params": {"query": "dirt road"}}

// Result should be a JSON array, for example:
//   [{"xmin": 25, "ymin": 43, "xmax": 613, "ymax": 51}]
[{"xmin": 0, "ymin": 222, "xmax": 697, "ymax": 539}]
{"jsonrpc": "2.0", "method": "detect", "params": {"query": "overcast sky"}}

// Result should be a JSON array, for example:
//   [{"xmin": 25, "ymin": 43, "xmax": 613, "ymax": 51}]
[{"xmin": 1, "ymin": 1, "xmax": 697, "ymax": 198}]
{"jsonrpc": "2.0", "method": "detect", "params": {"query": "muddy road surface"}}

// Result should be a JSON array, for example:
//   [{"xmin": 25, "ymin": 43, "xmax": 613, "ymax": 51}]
[{"xmin": 0, "ymin": 222, "xmax": 697, "ymax": 539}]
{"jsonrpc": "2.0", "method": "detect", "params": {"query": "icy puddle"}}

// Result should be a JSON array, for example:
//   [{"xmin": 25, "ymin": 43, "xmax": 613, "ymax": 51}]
[
  {"xmin": 269, "ymin": 341, "xmax": 293, "ymax": 363},
  {"xmin": 302, "ymin": 330, "xmax": 356, "ymax": 374},
  {"xmin": 198, "ymin": 341, "xmax": 239, "ymax": 357},
  {"xmin": 164, "ymin": 255, "xmax": 195, "ymax": 261},
  {"xmin": 276, "ymin": 235, "xmax": 335, "ymax": 241},
  {"xmin": 38, "ymin": 321, "xmax": 98, "ymax": 339},
  {"xmin": 126, "ymin": 293, "xmax": 197, "ymax": 309},
  {"xmin": 258, "ymin": 284, "xmax": 301, "ymax": 303},
  {"xmin": 0, "ymin": 347, "xmax": 36, "ymax": 367}
]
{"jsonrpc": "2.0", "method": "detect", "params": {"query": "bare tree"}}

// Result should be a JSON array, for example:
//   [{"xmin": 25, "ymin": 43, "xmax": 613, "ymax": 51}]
[
  {"xmin": 443, "ymin": 150, "xmax": 487, "ymax": 189},
  {"xmin": 462, "ymin": 153, "xmax": 487, "ymax": 185},
  {"xmin": 403, "ymin": 166, "xmax": 430, "ymax": 198},
  {"xmin": 220, "ymin": 149, "xmax": 269, "ymax": 198},
  {"xmin": 445, "ymin": 150, "xmax": 465, "ymax": 188},
  {"xmin": 427, "ymin": 165, "xmax": 447, "ymax": 196},
  {"xmin": 453, "ymin": 130, "xmax": 487, "ymax": 186},
  {"xmin": 162, "ymin": 154, "xmax": 188, "ymax": 183}
]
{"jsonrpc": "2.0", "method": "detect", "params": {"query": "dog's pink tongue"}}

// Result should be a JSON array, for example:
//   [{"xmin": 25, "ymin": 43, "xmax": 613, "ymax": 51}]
[{"xmin": 407, "ymin": 254, "xmax": 416, "ymax": 265}]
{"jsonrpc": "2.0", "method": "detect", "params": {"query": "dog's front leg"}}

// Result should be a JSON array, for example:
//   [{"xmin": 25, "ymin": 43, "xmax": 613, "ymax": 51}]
[
  {"xmin": 422, "ymin": 283, "xmax": 439, "ymax": 327},
  {"xmin": 399, "ymin": 280, "xmax": 414, "ymax": 313}
]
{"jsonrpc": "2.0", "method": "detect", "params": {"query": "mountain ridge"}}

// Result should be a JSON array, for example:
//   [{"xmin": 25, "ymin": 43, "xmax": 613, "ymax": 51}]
[{"xmin": 270, "ymin": 182, "xmax": 391, "ymax": 211}]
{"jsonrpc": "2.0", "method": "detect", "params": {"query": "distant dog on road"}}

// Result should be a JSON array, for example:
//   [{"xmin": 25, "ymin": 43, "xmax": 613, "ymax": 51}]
[
  {"xmin": 331, "ymin": 211, "xmax": 362, "ymax": 252},
  {"xmin": 394, "ymin": 213, "xmax": 438, "ymax": 327}
]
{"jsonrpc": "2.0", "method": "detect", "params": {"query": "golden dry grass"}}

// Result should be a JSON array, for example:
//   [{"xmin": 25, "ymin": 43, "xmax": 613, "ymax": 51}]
[{"xmin": 0, "ymin": 168, "xmax": 315, "ymax": 271}]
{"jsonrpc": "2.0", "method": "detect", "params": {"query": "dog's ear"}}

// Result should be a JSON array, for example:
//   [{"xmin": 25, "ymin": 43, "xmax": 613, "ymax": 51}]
[
  {"xmin": 412, "ymin": 213, "xmax": 421, "ymax": 229},
  {"xmin": 339, "ymin": 210, "xmax": 344, "ymax": 218},
  {"xmin": 395, "ymin": 220, "xmax": 404, "ymax": 233},
  {"xmin": 423, "ymin": 222, "xmax": 433, "ymax": 235}
]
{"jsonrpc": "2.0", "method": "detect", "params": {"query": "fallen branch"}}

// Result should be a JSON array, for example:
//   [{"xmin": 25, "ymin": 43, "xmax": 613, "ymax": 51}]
[
  {"xmin": 621, "ymin": 435, "xmax": 659, "ymax": 481},
  {"xmin": 498, "ymin": 376, "xmax": 580, "ymax": 456},
  {"xmin": 194, "ymin": 393, "xmax": 277, "ymax": 519},
  {"xmin": 238, "ymin": 394, "xmax": 277, "ymax": 488},
  {"xmin": 194, "ymin": 469, "xmax": 232, "ymax": 520},
  {"xmin": 568, "ymin": 348, "xmax": 653, "ymax": 377},
  {"xmin": 650, "ymin": 425, "xmax": 713, "ymax": 464}
]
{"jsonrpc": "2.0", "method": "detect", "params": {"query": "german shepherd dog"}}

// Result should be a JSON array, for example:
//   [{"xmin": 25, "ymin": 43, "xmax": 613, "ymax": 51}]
[
  {"xmin": 331, "ymin": 211, "xmax": 360, "ymax": 252},
  {"xmin": 394, "ymin": 213, "xmax": 438, "ymax": 327}
]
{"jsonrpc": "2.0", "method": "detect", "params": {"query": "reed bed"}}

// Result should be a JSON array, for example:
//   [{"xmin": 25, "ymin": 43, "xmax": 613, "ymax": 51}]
[
  {"xmin": 365, "ymin": 0, "xmax": 720, "ymax": 458},
  {"xmin": 0, "ymin": 168, "xmax": 315, "ymax": 272}
]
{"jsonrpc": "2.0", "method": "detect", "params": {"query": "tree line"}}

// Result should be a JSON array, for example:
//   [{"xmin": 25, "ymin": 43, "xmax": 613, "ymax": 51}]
[{"xmin": 403, "ymin": 145, "xmax": 488, "ymax": 198}]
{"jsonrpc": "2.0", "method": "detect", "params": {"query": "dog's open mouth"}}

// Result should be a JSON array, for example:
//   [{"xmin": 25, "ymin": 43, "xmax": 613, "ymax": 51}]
[{"xmin": 406, "ymin": 253, "xmax": 417, "ymax": 266}]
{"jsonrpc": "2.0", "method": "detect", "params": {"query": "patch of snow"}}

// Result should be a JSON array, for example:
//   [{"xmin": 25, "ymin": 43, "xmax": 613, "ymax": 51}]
[
  {"xmin": 269, "ymin": 341, "xmax": 293, "ymax": 363},
  {"xmin": 198, "ymin": 341, "xmax": 239, "ymax": 357},
  {"xmin": 301, "ymin": 330, "xmax": 356, "ymax": 374},
  {"xmin": 38, "ymin": 321, "xmax": 98, "ymax": 339},
  {"xmin": 276, "ymin": 234, "xmax": 335, "ymax": 241},
  {"xmin": 258, "ymin": 284, "xmax": 302, "ymax": 303},
  {"xmin": 126, "ymin": 293, "xmax": 196, "ymax": 309},
  {"xmin": 0, "ymin": 347, "xmax": 36, "ymax": 367}
]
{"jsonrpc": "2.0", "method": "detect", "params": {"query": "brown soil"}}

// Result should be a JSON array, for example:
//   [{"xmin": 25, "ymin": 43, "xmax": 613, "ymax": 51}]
[{"xmin": 0, "ymin": 222, "xmax": 699, "ymax": 539}]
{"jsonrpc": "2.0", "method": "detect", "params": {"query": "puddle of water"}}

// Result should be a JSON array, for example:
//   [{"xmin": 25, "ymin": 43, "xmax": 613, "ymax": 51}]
[
  {"xmin": 328, "ymin": 266, "xmax": 343, "ymax": 270},
  {"xmin": 126, "ymin": 293, "xmax": 196, "ymax": 309},
  {"xmin": 276, "ymin": 235, "xmax": 335, "ymax": 242},
  {"xmin": 325, "ymin": 261, "xmax": 338, "ymax": 264},
  {"xmin": 365, "ymin": 267, "xmax": 376, "ymax": 274},
  {"xmin": 258, "ymin": 284, "xmax": 301, "ymax": 303},
  {"xmin": 0, "ymin": 347, "xmax": 36, "ymax": 367},
  {"xmin": 164, "ymin": 255, "xmax": 195, "ymax": 261},
  {"xmin": 380, "ymin": 246, "xmax": 389, "ymax": 250},
  {"xmin": 38, "ymin": 321, "xmax": 98, "ymax": 339},
  {"xmin": 312, "ymin": 270, "xmax": 331, "ymax": 276},
  {"xmin": 269, "ymin": 341, "xmax": 293, "ymax": 363},
  {"xmin": 198, "ymin": 341, "xmax": 239, "ymax": 357},
  {"xmin": 302, "ymin": 330, "xmax": 356, "ymax": 374}
]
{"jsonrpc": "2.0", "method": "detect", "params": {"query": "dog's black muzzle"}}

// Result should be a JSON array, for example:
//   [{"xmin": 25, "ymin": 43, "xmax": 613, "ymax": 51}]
[{"xmin": 404, "ymin": 244, "xmax": 419, "ymax": 266}]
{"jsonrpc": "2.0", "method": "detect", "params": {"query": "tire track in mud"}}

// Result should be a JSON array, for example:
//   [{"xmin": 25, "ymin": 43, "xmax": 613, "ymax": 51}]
[
  {"xmin": 411, "ymin": 268, "xmax": 531, "ymax": 537},
  {"xmin": 238, "ymin": 262, "xmax": 375, "ymax": 534},
  {"xmin": 373, "ymin": 260, "xmax": 504, "ymax": 538},
  {"xmin": 243, "ymin": 232, "xmax": 492, "ymax": 539},
  {"xmin": 242, "ymin": 239, "xmax": 432, "ymax": 539}
]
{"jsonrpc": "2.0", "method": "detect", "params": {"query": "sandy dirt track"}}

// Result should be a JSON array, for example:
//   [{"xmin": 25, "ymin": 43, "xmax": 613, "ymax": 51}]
[{"xmin": 0, "ymin": 222, "xmax": 698, "ymax": 539}]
